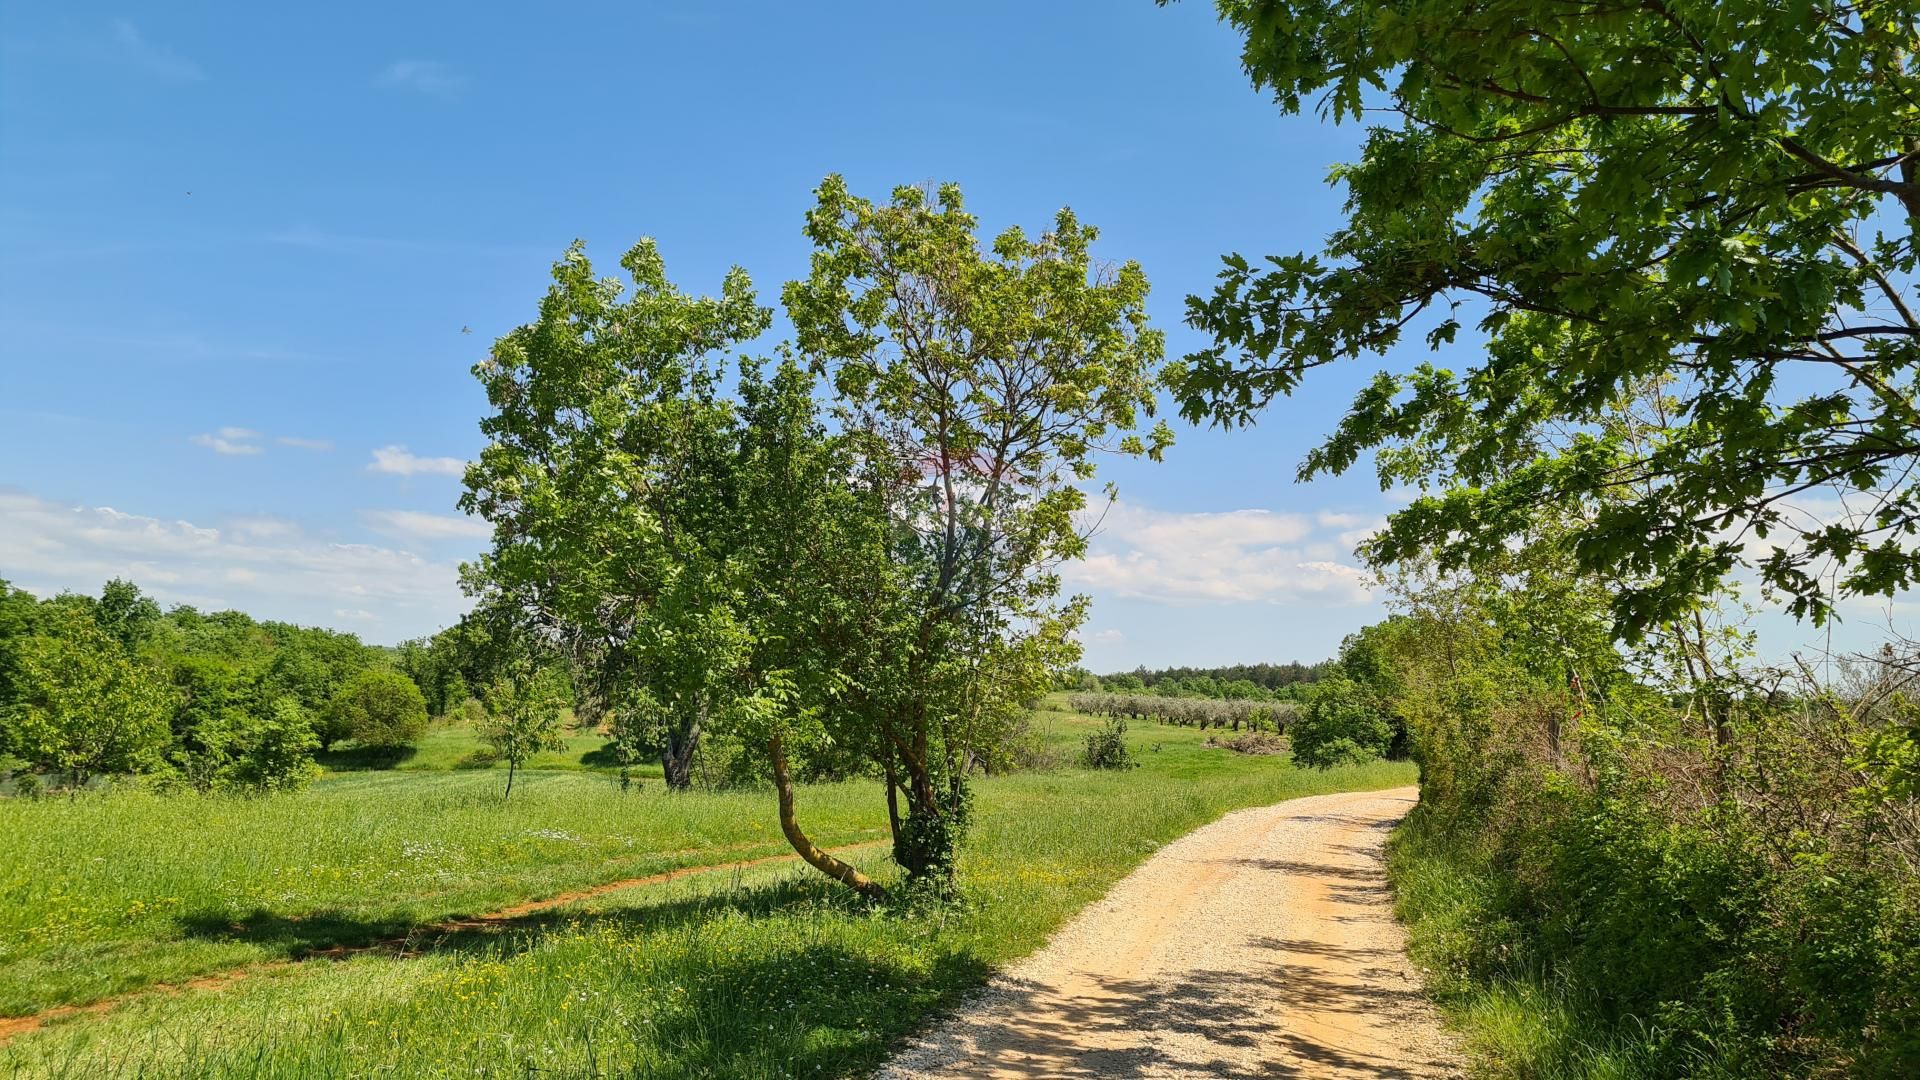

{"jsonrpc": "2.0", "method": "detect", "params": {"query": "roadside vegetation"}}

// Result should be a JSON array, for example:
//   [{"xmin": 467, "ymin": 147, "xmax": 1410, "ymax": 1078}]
[{"xmin": 1176, "ymin": 2, "xmax": 1920, "ymax": 1075}]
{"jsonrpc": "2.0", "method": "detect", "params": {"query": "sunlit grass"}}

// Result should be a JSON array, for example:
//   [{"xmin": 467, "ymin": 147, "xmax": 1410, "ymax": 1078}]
[
  {"xmin": 2, "ymin": 708, "xmax": 1415, "ymax": 1078},
  {"xmin": 1387, "ymin": 804, "xmax": 1657, "ymax": 1079}
]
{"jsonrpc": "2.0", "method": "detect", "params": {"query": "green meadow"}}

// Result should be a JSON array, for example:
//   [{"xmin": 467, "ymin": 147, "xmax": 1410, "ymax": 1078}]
[{"xmin": 0, "ymin": 706, "xmax": 1413, "ymax": 1078}]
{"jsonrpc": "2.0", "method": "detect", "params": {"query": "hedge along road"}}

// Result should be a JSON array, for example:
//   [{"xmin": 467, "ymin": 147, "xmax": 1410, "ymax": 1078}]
[{"xmin": 876, "ymin": 787, "xmax": 1461, "ymax": 1079}]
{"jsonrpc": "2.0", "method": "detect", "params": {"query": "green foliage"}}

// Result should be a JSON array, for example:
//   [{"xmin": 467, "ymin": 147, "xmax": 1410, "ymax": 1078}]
[
  {"xmin": 785, "ymin": 175, "xmax": 1168, "ymax": 889},
  {"xmin": 3, "ymin": 604, "xmax": 175, "ymax": 788},
  {"xmin": 462, "ymin": 237, "xmax": 771, "ymax": 791},
  {"xmin": 476, "ymin": 666, "xmax": 571, "ymax": 797},
  {"xmin": 463, "ymin": 176, "xmax": 1168, "ymax": 895},
  {"xmin": 1078, "ymin": 718, "xmax": 1138, "ymax": 771},
  {"xmin": 1100, "ymin": 661, "xmax": 1332, "ymax": 698},
  {"xmin": 1175, "ymin": 0, "xmax": 1920, "ymax": 637},
  {"xmin": 1856, "ymin": 694, "xmax": 1920, "ymax": 803},
  {"xmin": 1290, "ymin": 674, "xmax": 1393, "ymax": 769},
  {"xmin": 186, "ymin": 698, "xmax": 322, "ymax": 793},
  {"xmin": 1348, "ymin": 551, "xmax": 1920, "ymax": 1076},
  {"xmin": 324, "ymin": 669, "xmax": 429, "ymax": 751}
]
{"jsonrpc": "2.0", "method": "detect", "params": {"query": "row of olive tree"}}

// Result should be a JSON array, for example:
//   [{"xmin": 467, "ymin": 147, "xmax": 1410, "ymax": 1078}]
[
  {"xmin": 460, "ymin": 176, "xmax": 1168, "ymax": 897},
  {"xmin": 1066, "ymin": 692, "xmax": 1290, "ymax": 732}
]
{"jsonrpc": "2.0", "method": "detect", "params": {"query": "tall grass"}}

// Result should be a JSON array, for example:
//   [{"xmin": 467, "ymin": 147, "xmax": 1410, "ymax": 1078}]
[
  {"xmin": 0, "ymin": 709, "xmax": 1414, "ymax": 1078},
  {"xmin": 0, "ymin": 770, "xmax": 884, "ymax": 1015}
]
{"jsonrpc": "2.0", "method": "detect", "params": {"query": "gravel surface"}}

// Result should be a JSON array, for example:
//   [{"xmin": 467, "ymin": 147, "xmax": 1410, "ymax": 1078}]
[{"xmin": 875, "ymin": 786, "xmax": 1462, "ymax": 1078}]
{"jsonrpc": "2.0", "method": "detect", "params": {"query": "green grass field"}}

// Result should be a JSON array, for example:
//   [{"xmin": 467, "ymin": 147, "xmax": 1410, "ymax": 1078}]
[
  {"xmin": 314, "ymin": 715, "xmax": 644, "ymax": 775},
  {"xmin": 0, "ymin": 705, "xmax": 1415, "ymax": 1078}
]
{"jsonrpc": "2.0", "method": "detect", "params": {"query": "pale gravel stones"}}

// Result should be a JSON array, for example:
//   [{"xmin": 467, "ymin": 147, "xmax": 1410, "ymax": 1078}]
[{"xmin": 875, "ymin": 786, "xmax": 1462, "ymax": 1079}]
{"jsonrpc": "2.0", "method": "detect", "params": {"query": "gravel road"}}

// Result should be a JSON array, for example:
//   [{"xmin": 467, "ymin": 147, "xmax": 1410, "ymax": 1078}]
[{"xmin": 875, "ymin": 786, "xmax": 1462, "ymax": 1078}]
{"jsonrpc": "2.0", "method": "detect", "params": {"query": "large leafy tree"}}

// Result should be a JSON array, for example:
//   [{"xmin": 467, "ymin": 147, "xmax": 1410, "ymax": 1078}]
[
  {"xmin": 461, "ymin": 239, "xmax": 770, "ymax": 790},
  {"xmin": 785, "ymin": 176, "xmax": 1169, "ymax": 887},
  {"xmin": 1171, "ymin": 0, "xmax": 1920, "ymax": 636}
]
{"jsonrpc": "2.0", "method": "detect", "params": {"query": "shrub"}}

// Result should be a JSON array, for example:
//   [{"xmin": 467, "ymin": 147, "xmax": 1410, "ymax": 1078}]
[
  {"xmin": 1290, "ymin": 675, "xmax": 1392, "ymax": 768},
  {"xmin": 4, "ymin": 605, "xmax": 175, "ymax": 788},
  {"xmin": 1207, "ymin": 731, "xmax": 1289, "ymax": 756},
  {"xmin": 324, "ymin": 669, "xmax": 429, "ymax": 751},
  {"xmin": 217, "ymin": 698, "xmax": 322, "ymax": 791},
  {"xmin": 1079, "ymin": 718, "xmax": 1137, "ymax": 770}
]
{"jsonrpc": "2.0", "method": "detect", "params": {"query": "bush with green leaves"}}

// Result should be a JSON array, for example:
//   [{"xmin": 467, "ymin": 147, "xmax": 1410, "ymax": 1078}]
[
  {"xmin": 323, "ymin": 669, "xmax": 429, "ymax": 752},
  {"xmin": 1288, "ymin": 675, "xmax": 1392, "ymax": 769},
  {"xmin": 1079, "ymin": 718, "xmax": 1138, "ymax": 771},
  {"xmin": 3, "ymin": 603, "xmax": 175, "ymax": 789}
]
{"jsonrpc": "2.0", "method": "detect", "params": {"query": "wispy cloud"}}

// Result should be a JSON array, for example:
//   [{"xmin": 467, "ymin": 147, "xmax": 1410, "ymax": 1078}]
[
  {"xmin": 276, "ymin": 436, "xmax": 334, "ymax": 451},
  {"xmin": 191, "ymin": 430, "xmax": 263, "ymax": 456},
  {"xmin": 362, "ymin": 509, "xmax": 490, "ymax": 541},
  {"xmin": 1064, "ymin": 501, "xmax": 1375, "ymax": 607},
  {"xmin": 0, "ymin": 491, "xmax": 467, "ymax": 639},
  {"xmin": 368, "ymin": 444, "xmax": 466, "ymax": 477},
  {"xmin": 376, "ymin": 60, "xmax": 465, "ymax": 100},
  {"xmin": 109, "ymin": 20, "xmax": 204, "ymax": 82}
]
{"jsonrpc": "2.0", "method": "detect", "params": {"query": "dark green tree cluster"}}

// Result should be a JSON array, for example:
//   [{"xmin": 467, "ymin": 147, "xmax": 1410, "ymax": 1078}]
[
  {"xmin": 0, "ymin": 578, "xmax": 425, "ymax": 793},
  {"xmin": 1097, "ymin": 660, "xmax": 1331, "ymax": 698}
]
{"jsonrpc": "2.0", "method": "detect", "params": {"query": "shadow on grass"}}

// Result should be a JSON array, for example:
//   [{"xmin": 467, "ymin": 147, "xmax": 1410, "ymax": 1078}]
[
  {"xmin": 576, "ymin": 741, "xmax": 626, "ymax": 769},
  {"xmin": 635, "ymin": 941, "xmax": 992, "ymax": 1078},
  {"xmin": 171, "ymin": 871, "xmax": 886, "ymax": 965},
  {"xmin": 313, "ymin": 744, "xmax": 419, "ymax": 771}
]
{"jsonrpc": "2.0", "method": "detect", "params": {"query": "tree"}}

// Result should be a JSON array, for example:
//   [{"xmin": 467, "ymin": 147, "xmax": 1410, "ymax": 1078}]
[
  {"xmin": 477, "ymin": 665, "xmax": 570, "ymax": 798},
  {"xmin": 263, "ymin": 625, "xmax": 375, "ymax": 746},
  {"xmin": 1171, "ymin": 0, "xmax": 1920, "ymax": 638},
  {"xmin": 1290, "ymin": 673, "xmax": 1393, "ymax": 768},
  {"xmin": 784, "ymin": 176, "xmax": 1169, "ymax": 890},
  {"xmin": 189, "ymin": 697, "xmax": 322, "ymax": 792},
  {"xmin": 323, "ymin": 669, "xmax": 428, "ymax": 752},
  {"xmin": 94, "ymin": 578, "xmax": 161, "ymax": 651},
  {"xmin": 3, "ymin": 604, "xmax": 174, "ymax": 789},
  {"xmin": 461, "ymin": 238, "xmax": 771, "ymax": 791}
]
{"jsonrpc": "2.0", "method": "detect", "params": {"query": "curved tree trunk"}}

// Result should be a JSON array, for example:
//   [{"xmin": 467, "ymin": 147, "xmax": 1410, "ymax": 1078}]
[{"xmin": 769, "ymin": 733, "xmax": 886, "ymax": 900}]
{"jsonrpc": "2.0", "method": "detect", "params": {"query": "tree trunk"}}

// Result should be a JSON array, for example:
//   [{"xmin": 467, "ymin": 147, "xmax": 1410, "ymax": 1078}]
[
  {"xmin": 504, "ymin": 756, "xmax": 517, "ymax": 799},
  {"xmin": 660, "ymin": 716, "xmax": 701, "ymax": 791},
  {"xmin": 769, "ymin": 733, "xmax": 886, "ymax": 899}
]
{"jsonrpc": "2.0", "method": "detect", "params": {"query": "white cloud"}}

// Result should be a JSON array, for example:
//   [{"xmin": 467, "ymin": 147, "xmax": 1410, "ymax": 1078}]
[
  {"xmin": 362, "ymin": 509, "xmax": 490, "ymax": 541},
  {"xmin": 276, "ymin": 436, "xmax": 334, "ymax": 451},
  {"xmin": 368, "ymin": 444, "xmax": 466, "ymax": 477},
  {"xmin": 1064, "ymin": 501, "xmax": 1376, "ymax": 607},
  {"xmin": 191, "ymin": 431, "xmax": 262, "ymax": 456},
  {"xmin": 0, "ymin": 491, "xmax": 466, "ymax": 640},
  {"xmin": 376, "ymin": 60, "xmax": 465, "ymax": 100},
  {"xmin": 109, "ymin": 20, "xmax": 204, "ymax": 81},
  {"xmin": 1088, "ymin": 628, "xmax": 1126, "ymax": 643}
]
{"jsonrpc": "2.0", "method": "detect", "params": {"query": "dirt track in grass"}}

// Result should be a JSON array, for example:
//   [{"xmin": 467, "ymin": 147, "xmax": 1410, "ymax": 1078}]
[
  {"xmin": 876, "ymin": 787, "xmax": 1461, "ymax": 1079},
  {"xmin": 0, "ymin": 838, "xmax": 888, "ymax": 1047}
]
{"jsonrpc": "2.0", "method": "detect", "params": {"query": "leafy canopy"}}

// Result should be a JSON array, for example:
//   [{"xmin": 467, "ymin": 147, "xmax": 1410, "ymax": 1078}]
[{"xmin": 1172, "ymin": 0, "xmax": 1920, "ymax": 637}]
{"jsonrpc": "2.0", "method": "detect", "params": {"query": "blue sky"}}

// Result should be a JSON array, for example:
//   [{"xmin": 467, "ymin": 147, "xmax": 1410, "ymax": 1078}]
[{"xmin": 1, "ymin": 3, "xmax": 1908, "ymax": 669}]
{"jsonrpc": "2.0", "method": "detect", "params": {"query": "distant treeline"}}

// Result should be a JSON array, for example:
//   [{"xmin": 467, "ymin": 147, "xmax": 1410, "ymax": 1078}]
[
  {"xmin": 0, "ymin": 577, "xmax": 531, "ymax": 795},
  {"xmin": 1075, "ymin": 660, "xmax": 1335, "ymax": 701}
]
